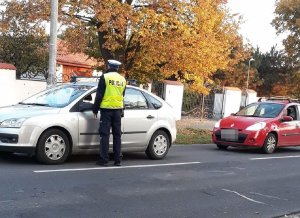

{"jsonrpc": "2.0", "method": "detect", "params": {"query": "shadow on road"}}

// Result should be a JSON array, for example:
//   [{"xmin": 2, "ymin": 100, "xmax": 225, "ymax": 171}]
[
  {"xmin": 0, "ymin": 151, "xmax": 152, "ymax": 165},
  {"xmin": 0, "ymin": 151, "xmax": 36, "ymax": 165},
  {"xmin": 215, "ymin": 146, "xmax": 300, "ymax": 155},
  {"xmin": 2, "ymin": 146, "xmax": 300, "ymax": 165}
]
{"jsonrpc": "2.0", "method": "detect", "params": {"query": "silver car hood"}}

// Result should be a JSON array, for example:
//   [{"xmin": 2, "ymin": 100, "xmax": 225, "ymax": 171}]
[{"xmin": 0, "ymin": 104, "xmax": 61, "ymax": 122}]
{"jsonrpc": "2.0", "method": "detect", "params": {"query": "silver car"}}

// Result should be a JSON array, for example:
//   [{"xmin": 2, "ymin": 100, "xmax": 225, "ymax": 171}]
[{"xmin": 0, "ymin": 82, "xmax": 177, "ymax": 164}]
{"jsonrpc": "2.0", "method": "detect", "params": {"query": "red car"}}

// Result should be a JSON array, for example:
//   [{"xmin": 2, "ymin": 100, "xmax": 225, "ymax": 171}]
[{"xmin": 212, "ymin": 98, "xmax": 300, "ymax": 153}]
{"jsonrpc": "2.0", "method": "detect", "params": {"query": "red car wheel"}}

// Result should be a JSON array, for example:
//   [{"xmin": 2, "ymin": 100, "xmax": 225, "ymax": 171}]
[{"xmin": 262, "ymin": 133, "xmax": 277, "ymax": 154}]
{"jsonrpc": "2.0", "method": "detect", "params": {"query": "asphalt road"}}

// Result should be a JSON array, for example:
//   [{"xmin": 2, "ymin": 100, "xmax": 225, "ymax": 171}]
[{"xmin": 1, "ymin": 144, "xmax": 300, "ymax": 218}]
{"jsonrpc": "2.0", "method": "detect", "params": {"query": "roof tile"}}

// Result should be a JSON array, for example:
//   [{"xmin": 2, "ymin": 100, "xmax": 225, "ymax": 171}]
[
  {"xmin": 0, "ymin": 63, "xmax": 16, "ymax": 70},
  {"xmin": 57, "ymin": 40, "xmax": 102, "ymax": 68}
]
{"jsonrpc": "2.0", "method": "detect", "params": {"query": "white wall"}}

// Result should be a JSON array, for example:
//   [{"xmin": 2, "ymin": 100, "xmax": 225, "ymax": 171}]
[
  {"xmin": 241, "ymin": 89, "xmax": 257, "ymax": 107},
  {"xmin": 0, "ymin": 69, "xmax": 47, "ymax": 107},
  {"xmin": 164, "ymin": 83, "xmax": 184, "ymax": 120},
  {"xmin": 223, "ymin": 89, "xmax": 242, "ymax": 117},
  {"xmin": 213, "ymin": 87, "xmax": 242, "ymax": 119},
  {"xmin": 213, "ymin": 93, "xmax": 224, "ymax": 119},
  {"xmin": 139, "ymin": 83, "xmax": 152, "ymax": 92},
  {"xmin": 0, "ymin": 69, "xmax": 17, "ymax": 107},
  {"xmin": 56, "ymin": 64, "xmax": 63, "ymax": 82},
  {"xmin": 15, "ymin": 80, "xmax": 47, "ymax": 102},
  {"xmin": 245, "ymin": 92, "xmax": 257, "ymax": 105}
]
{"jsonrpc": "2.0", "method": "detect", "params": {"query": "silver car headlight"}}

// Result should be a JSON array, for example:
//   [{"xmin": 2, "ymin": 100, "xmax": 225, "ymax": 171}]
[
  {"xmin": 245, "ymin": 122, "xmax": 266, "ymax": 131},
  {"xmin": 0, "ymin": 118, "xmax": 27, "ymax": 128}
]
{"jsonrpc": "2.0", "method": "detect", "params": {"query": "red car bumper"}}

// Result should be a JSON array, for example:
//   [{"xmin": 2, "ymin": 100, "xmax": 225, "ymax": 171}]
[{"xmin": 212, "ymin": 128, "xmax": 268, "ymax": 147}]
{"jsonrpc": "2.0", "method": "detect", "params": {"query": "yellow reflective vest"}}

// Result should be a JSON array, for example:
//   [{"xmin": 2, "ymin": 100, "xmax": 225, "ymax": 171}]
[{"xmin": 100, "ymin": 72, "xmax": 126, "ymax": 109}]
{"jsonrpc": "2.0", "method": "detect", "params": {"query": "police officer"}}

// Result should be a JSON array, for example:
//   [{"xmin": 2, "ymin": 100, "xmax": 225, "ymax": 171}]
[{"xmin": 93, "ymin": 60, "xmax": 126, "ymax": 166}]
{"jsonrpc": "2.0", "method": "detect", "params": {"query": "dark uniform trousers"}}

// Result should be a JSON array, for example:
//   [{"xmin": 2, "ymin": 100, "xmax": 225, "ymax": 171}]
[{"xmin": 99, "ymin": 108, "xmax": 122, "ymax": 163}]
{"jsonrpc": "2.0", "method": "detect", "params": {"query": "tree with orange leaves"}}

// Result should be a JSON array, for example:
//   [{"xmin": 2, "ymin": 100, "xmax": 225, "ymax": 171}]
[
  {"xmin": 0, "ymin": 1, "xmax": 49, "ymax": 78},
  {"xmin": 0, "ymin": 0, "xmax": 243, "ymax": 93}
]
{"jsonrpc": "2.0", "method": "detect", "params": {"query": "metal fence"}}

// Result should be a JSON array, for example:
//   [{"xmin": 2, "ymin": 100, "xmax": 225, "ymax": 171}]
[
  {"xmin": 20, "ymin": 72, "xmax": 72, "ymax": 83},
  {"xmin": 152, "ymin": 81, "xmax": 223, "ymax": 120},
  {"xmin": 151, "ymin": 81, "xmax": 166, "ymax": 100},
  {"xmin": 181, "ymin": 88, "xmax": 223, "ymax": 120}
]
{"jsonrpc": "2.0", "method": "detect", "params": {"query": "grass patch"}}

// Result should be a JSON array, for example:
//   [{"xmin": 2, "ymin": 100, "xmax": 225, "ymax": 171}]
[{"xmin": 176, "ymin": 128, "xmax": 212, "ymax": 144}]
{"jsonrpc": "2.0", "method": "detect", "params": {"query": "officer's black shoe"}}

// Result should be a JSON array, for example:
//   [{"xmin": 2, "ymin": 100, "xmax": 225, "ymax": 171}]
[
  {"xmin": 114, "ymin": 161, "xmax": 122, "ymax": 166},
  {"xmin": 96, "ymin": 161, "xmax": 109, "ymax": 166}
]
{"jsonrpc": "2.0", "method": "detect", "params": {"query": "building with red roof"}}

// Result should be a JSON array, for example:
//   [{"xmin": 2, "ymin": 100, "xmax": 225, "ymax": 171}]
[
  {"xmin": 0, "ymin": 63, "xmax": 17, "ymax": 71},
  {"xmin": 56, "ymin": 40, "xmax": 102, "ymax": 82}
]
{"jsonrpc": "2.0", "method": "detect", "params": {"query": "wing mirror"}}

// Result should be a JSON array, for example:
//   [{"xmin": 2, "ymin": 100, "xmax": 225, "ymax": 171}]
[{"xmin": 282, "ymin": 115, "xmax": 293, "ymax": 122}]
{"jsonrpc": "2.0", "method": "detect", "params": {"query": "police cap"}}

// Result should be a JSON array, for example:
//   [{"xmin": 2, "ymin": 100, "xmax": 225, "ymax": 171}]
[{"xmin": 108, "ymin": 59, "xmax": 122, "ymax": 69}]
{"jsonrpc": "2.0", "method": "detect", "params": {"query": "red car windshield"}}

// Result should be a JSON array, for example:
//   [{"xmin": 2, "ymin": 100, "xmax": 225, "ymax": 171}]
[{"xmin": 236, "ymin": 103, "xmax": 285, "ymax": 118}]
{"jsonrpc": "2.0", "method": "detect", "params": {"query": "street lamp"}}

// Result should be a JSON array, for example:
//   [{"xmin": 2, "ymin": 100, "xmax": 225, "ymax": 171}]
[{"xmin": 246, "ymin": 58, "xmax": 255, "ymax": 89}]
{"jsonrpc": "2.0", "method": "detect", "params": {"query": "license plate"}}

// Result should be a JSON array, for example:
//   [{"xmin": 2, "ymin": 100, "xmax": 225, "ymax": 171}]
[{"xmin": 221, "ymin": 129, "xmax": 238, "ymax": 141}]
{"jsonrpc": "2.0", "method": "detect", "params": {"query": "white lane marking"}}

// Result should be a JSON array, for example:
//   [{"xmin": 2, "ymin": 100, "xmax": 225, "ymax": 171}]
[
  {"xmin": 34, "ymin": 162, "xmax": 202, "ymax": 173},
  {"xmin": 208, "ymin": 170, "xmax": 233, "ymax": 173},
  {"xmin": 229, "ymin": 167, "xmax": 246, "ymax": 170},
  {"xmin": 222, "ymin": 189, "xmax": 266, "ymax": 205},
  {"xmin": 0, "ymin": 200, "xmax": 14, "ymax": 204},
  {"xmin": 207, "ymin": 170, "xmax": 235, "ymax": 175},
  {"xmin": 249, "ymin": 192, "xmax": 288, "ymax": 201},
  {"xmin": 250, "ymin": 155, "xmax": 300, "ymax": 160}
]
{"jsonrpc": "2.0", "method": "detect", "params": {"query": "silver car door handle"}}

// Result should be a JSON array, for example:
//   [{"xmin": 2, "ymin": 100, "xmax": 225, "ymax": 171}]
[{"xmin": 146, "ymin": 115, "xmax": 155, "ymax": 119}]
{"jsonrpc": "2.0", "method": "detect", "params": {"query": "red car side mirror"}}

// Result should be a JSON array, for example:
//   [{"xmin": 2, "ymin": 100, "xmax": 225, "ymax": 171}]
[{"xmin": 282, "ymin": 115, "xmax": 293, "ymax": 122}]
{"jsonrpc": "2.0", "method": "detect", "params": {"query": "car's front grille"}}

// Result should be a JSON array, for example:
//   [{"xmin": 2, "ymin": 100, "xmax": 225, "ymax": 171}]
[
  {"xmin": 215, "ymin": 130, "xmax": 247, "ymax": 143},
  {"xmin": 0, "ymin": 134, "xmax": 18, "ymax": 144}
]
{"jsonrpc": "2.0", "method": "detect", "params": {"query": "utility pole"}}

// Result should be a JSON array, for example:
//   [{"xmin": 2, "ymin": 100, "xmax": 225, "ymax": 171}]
[{"xmin": 47, "ymin": 0, "xmax": 58, "ymax": 87}]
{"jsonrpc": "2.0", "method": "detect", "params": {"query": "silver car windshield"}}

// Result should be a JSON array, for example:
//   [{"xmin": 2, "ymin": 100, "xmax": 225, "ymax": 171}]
[
  {"xmin": 20, "ymin": 84, "xmax": 93, "ymax": 108},
  {"xmin": 236, "ymin": 103, "xmax": 284, "ymax": 118}
]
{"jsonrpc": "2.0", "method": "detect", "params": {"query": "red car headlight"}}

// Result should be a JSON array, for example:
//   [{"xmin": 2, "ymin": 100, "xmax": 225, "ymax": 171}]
[
  {"xmin": 245, "ymin": 122, "xmax": 266, "ymax": 131},
  {"xmin": 214, "ymin": 120, "xmax": 221, "ymax": 128}
]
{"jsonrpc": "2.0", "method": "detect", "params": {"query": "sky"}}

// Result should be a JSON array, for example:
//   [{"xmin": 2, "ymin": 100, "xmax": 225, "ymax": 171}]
[{"xmin": 227, "ymin": 0, "xmax": 285, "ymax": 52}]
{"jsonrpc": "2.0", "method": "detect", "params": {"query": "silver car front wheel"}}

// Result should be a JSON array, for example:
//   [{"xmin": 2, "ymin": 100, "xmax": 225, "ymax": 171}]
[
  {"xmin": 36, "ymin": 129, "xmax": 71, "ymax": 164},
  {"xmin": 146, "ymin": 130, "xmax": 170, "ymax": 160}
]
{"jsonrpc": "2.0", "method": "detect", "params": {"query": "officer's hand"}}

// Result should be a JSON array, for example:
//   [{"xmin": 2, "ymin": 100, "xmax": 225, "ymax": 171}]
[
  {"xmin": 121, "ymin": 109, "xmax": 124, "ymax": 118},
  {"xmin": 93, "ymin": 113, "xmax": 98, "ymax": 118}
]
